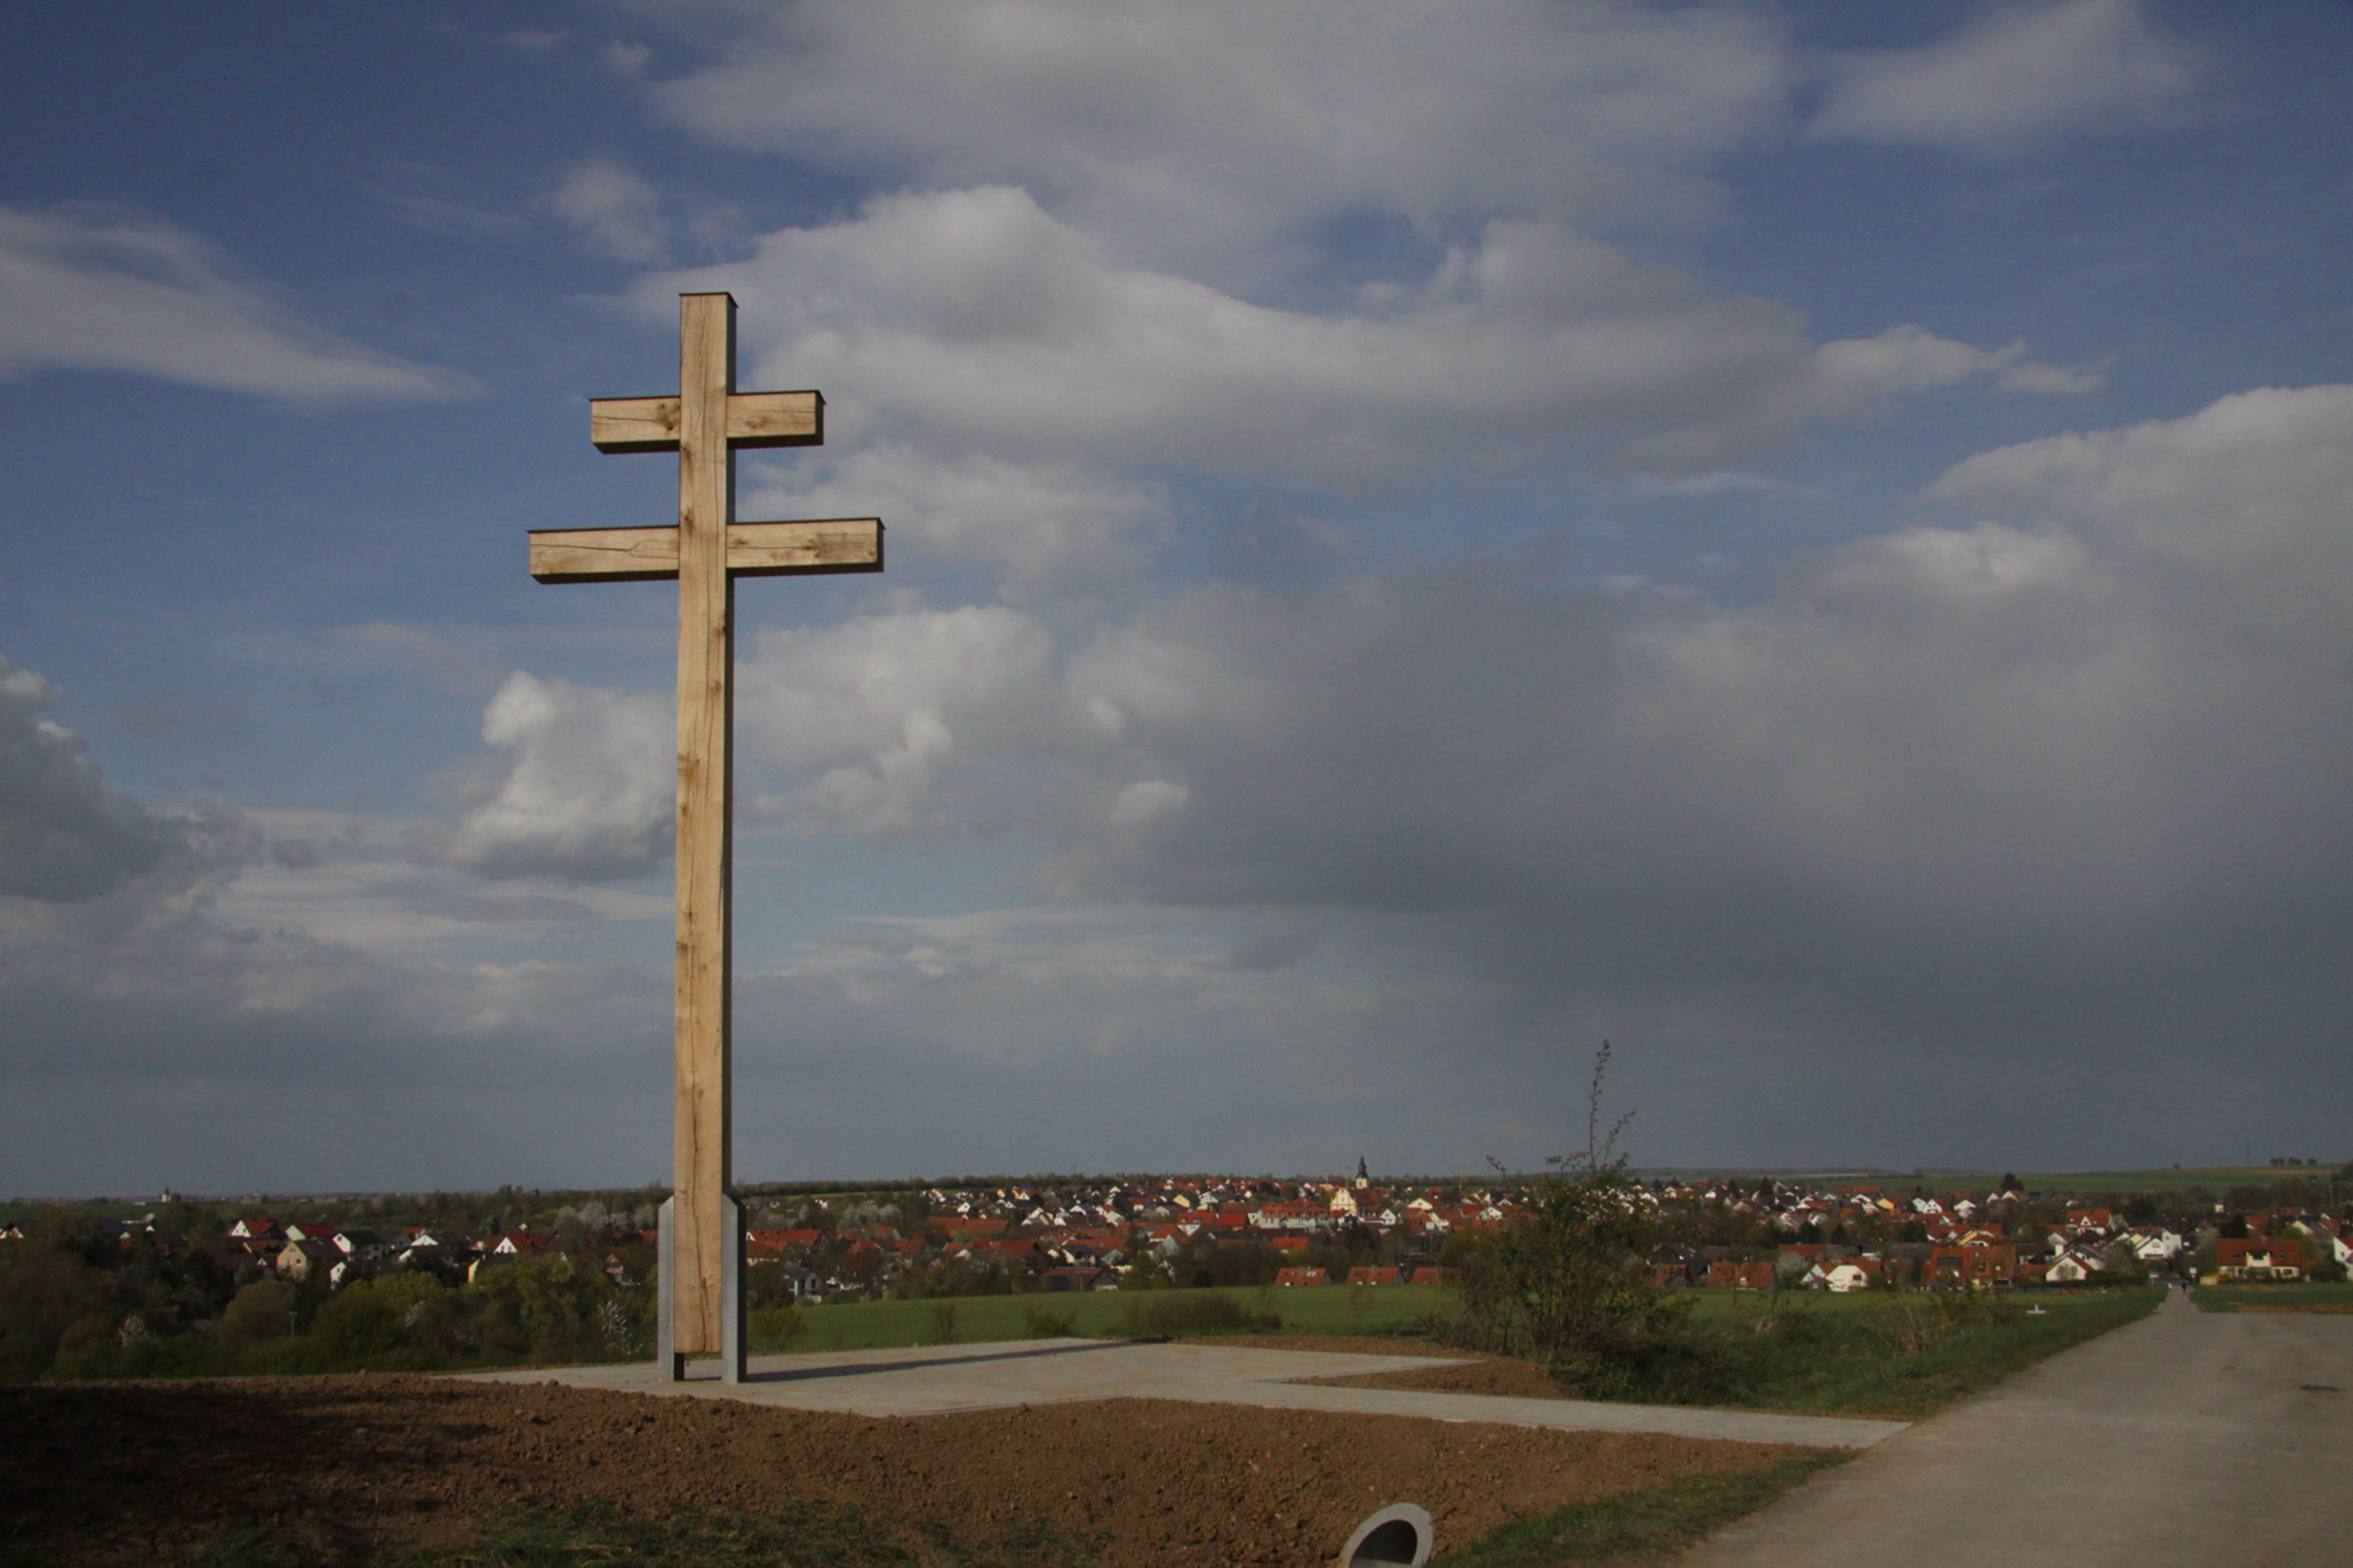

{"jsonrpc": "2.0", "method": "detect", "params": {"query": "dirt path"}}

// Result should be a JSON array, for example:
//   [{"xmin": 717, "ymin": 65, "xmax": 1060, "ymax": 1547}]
[
  {"xmin": 1680, "ymin": 1290, "xmax": 2353, "ymax": 1567},
  {"xmin": 0, "ymin": 1375, "xmax": 1814, "ymax": 1566}
]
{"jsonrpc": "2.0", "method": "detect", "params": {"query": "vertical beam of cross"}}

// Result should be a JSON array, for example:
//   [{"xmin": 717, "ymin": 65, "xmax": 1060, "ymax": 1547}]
[
  {"xmin": 527, "ymin": 291, "xmax": 882, "ymax": 1379},
  {"xmin": 672, "ymin": 292, "xmax": 736, "ymax": 1379}
]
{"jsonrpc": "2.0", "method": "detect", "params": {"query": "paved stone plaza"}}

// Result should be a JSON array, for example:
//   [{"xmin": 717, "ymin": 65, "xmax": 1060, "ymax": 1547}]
[{"xmin": 465, "ymin": 1337, "xmax": 1907, "ymax": 1450}]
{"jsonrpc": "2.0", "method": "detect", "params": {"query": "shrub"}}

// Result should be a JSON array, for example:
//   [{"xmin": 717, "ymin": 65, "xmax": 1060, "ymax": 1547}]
[
  {"xmin": 217, "ymin": 1279, "xmax": 299, "ymax": 1350},
  {"xmin": 748, "ymin": 1303, "xmax": 804, "ymax": 1352},
  {"xmin": 1022, "ymin": 1304, "xmax": 1077, "ymax": 1338},
  {"xmin": 1113, "ymin": 1291, "xmax": 1279, "ymax": 1340},
  {"xmin": 0, "ymin": 1245, "xmax": 116, "ymax": 1382},
  {"xmin": 1450, "ymin": 1042, "xmax": 1693, "ymax": 1387}
]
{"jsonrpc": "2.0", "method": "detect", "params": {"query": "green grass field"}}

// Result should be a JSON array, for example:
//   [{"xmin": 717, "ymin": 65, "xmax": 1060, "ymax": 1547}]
[
  {"xmin": 2190, "ymin": 1281, "xmax": 2353, "ymax": 1313},
  {"xmin": 785, "ymin": 1282, "xmax": 1449, "ymax": 1350},
  {"xmin": 1670, "ymin": 1286, "xmax": 2160, "ymax": 1417}
]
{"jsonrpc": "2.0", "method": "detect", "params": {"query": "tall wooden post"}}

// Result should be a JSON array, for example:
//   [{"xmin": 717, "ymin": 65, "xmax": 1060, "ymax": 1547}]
[
  {"xmin": 671, "ymin": 293, "xmax": 736, "ymax": 1378},
  {"xmin": 526, "ymin": 292, "xmax": 883, "ymax": 1380}
]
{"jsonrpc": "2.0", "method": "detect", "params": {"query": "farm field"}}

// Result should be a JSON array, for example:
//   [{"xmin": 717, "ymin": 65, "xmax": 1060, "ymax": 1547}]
[
  {"xmin": 1924, "ymin": 1166, "xmax": 2340, "ymax": 1198},
  {"xmin": 0, "ymin": 1375, "xmax": 1822, "ymax": 1567}
]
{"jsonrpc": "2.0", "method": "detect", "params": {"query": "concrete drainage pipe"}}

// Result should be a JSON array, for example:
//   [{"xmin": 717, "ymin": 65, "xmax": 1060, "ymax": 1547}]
[{"xmin": 1337, "ymin": 1503, "xmax": 1433, "ymax": 1568}]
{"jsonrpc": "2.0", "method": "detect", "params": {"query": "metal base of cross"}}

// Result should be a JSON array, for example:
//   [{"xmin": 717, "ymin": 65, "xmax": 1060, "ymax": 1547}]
[{"xmin": 654, "ymin": 1194, "xmax": 746, "ymax": 1383}]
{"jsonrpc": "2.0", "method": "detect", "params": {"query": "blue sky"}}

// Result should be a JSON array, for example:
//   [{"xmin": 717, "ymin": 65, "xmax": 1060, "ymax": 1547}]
[{"xmin": 3, "ymin": 1, "xmax": 2348, "ymax": 1196}]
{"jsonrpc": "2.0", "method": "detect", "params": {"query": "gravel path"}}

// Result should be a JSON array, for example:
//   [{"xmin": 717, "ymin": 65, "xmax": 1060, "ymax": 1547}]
[{"xmin": 1680, "ymin": 1289, "xmax": 2353, "ymax": 1567}]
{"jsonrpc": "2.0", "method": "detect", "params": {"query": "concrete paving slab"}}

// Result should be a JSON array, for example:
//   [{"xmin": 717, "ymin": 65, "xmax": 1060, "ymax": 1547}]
[
  {"xmin": 1680, "ymin": 1289, "xmax": 2353, "ymax": 1567},
  {"xmin": 461, "ymin": 1338, "xmax": 1905, "ymax": 1450}
]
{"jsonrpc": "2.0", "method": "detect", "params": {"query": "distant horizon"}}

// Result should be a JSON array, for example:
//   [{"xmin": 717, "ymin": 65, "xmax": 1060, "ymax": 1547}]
[{"xmin": 12, "ymin": 1160, "xmax": 2342, "ymax": 1211}]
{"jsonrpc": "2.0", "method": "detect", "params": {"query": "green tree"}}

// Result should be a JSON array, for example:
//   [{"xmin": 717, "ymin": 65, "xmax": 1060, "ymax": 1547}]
[
  {"xmin": 216, "ymin": 1279, "xmax": 299, "ymax": 1351},
  {"xmin": 307, "ymin": 1273, "xmax": 454, "ymax": 1368},
  {"xmin": 0, "ymin": 1240, "xmax": 116, "ymax": 1381}
]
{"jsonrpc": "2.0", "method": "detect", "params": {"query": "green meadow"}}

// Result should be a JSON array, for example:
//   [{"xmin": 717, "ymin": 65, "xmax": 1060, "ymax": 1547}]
[
  {"xmin": 1920, "ymin": 1166, "xmax": 2339, "ymax": 1198},
  {"xmin": 783, "ymin": 1281, "xmax": 1450, "ymax": 1351}
]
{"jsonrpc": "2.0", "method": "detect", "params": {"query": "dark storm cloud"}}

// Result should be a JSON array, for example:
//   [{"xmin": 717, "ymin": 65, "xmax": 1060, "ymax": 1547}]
[
  {"xmin": 0, "ymin": 658, "xmax": 215, "ymax": 901},
  {"xmin": 702, "ymin": 386, "xmax": 2353, "ymax": 1170}
]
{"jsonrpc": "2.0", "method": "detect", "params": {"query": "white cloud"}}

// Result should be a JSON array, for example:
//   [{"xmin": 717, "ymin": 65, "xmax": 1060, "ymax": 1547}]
[
  {"xmin": 546, "ymin": 157, "xmax": 671, "ymax": 263},
  {"xmin": 1107, "ymin": 779, "xmax": 1188, "ymax": 828},
  {"xmin": 435, "ymin": 672, "xmax": 675, "ymax": 882},
  {"xmin": 738, "ymin": 604, "xmax": 1068, "ymax": 840},
  {"xmin": 640, "ymin": 189, "xmax": 2071, "ymax": 483},
  {"xmin": 0, "ymin": 202, "xmax": 477, "ymax": 401},
  {"xmin": 1813, "ymin": 0, "xmax": 2206, "ymax": 149},
  {"xmin": 742, "ymin": 441, "xmax": 1166, "ymax": 597},
  {"xmin": 655, "ymin": 0, "xmax": 1792, "ymax": 283}
]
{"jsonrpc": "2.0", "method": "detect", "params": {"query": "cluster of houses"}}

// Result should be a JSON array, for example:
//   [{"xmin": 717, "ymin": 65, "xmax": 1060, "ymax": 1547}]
[
  {"xmin": 703, "ymin": 1168, "xmax": 2351, "ymax": 1299},
  {"xmin": 1639, "ymin": 1180, "xmax": 2344, "ymax": 1292},
  {"xmin": 206, "ymin": 1216, "xmax": 625, "ymax": 1290},
  {"xmin": 24, "ymin": 1166, "xmax": 2342, "ymax": 1302}
]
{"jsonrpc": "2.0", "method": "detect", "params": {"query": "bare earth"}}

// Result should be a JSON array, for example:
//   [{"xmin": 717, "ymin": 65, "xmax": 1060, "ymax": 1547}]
[{"xmin": 0, "ymin": 1373, "xmax": 1807, "ymax": 1566}]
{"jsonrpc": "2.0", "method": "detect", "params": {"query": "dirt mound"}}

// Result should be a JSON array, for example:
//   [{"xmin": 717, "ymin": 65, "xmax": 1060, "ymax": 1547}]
[{"xmin": 0, "ymin": 1375, "xmax": 1801, "ymax": 1565}]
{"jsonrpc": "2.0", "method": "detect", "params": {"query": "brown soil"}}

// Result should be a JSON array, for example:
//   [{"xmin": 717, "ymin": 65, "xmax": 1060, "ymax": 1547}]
[{"xmin": 0, "ymin": 1375, "xmax": 1805, "ymax": 1567}]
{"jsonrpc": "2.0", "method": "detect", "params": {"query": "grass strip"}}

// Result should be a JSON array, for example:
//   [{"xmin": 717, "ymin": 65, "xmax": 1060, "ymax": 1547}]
[
  {"xmin": 1442, "ymin": 1455, "xmax": 1846, "ymax": 1567},
  {"xmin": 1712, "ymin": 1286, "xmax": 2162, "ymax": 1419},
  {"xmin": 2190, "ymin": 1283, "xmax": 2353, "ymax": 1314}
]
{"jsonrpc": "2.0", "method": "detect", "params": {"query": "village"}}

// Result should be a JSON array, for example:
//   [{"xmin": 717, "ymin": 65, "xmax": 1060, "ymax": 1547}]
[{"xmin": 28, "ymin": 1162, "xmax": 2340, "ymax": 1308}]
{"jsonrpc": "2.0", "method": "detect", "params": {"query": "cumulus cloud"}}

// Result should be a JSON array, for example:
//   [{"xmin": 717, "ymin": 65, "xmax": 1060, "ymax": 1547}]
[
  {"xmin": 691, "ymin": 386, "xmax": 2353, "ymax": 1166},
  {"xmin": 0, "ymin": 659, "xmax": 222, "ymax": 901},
  {"xmin": 434, "ymin": 672, "xmax": 674, "ymax": 882},
  {"xmin": 1812, "ymin": 0, "xmax": 2206, "ymax": 149},
  {"xmin": 742, "ymin": 442, "xmax": 1167, "ymax": 597},
  {"xmin": 0, "ymin": 202, "xmax": 477, "ymax": 400},
  {"xmin": 641, "ymin": 189, "xmax": 2079, "ymax": 483},
  {"xmin": 655, "ymin": 0, "xmax": 1791, "ymax": 282},
  {"xmin": 1050, "ymin": 396, "xmax": 2352, "ymax": 944},
  {"xmin": 546, "ymin": 157, "xmax": 671, "ymax": 263},
  {"xmin": 0, "ymin": 670, "xmax": 677, "ymax": 1193},
  {"xmin": 738, "ymin": 604, "xmax": 1068, "ymax": 840}
]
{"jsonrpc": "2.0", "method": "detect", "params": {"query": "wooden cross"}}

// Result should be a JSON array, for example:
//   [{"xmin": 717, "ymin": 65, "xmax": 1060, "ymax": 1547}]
[{"xmin": 528, "ymin": 292, "xmax": 882, "ymax": 1381}]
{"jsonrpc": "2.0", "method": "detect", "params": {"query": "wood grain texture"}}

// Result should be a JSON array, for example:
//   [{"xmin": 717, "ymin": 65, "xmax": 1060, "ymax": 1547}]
[
  {"xmin": 529, "ymin": 518, "xmax": 883, "ymax": 583},
  {"xmin": 590, "ymin": 396, "xmax": 683, "ymax": 453},
  {"xmin": 671, "ymin": 291, "xmax": 734, "ymax": 1359},
  {"xmin": 725, "ymin": 517, "xmax": 882, "ymax": 576},
  {"xmin": 724, "ymin": 390, "xmax": 823, "ymax": 448},
  {"xmin": 528, "ymin": 526, "xmax": 681, "ymax": 583}
]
